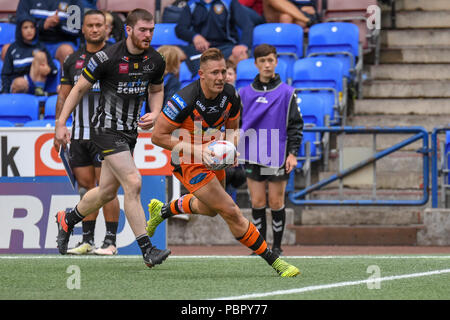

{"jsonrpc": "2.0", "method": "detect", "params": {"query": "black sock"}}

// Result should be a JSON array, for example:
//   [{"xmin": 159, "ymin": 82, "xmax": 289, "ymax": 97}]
[
  {"xmin": 260, "ymin": 248, "xmax": 279, "ymax": 265},
  {"xmin": 104, "ymin": 221, "xmax": 118, "ymax": 245},
  {"xmin": 271, "ymin": 207, "xmax": 286, "ymax": 249},
  {"xmin": 136, "ymin": 234, "xmax": 152, "ymax": 256},
  {"xmin": 82, "ymin": 220, "xmax": 96, "ymax": 244},
  {"xmin": 65, "ymin": 206, "xmax": 85, "ymax": 227},
  {"xmin": 160, "ymin": 203, "xmax": 173, "ymax": 219},
  {"xmin": 251, "ymin": 207, "xmax": 267, "ymax": 240}
]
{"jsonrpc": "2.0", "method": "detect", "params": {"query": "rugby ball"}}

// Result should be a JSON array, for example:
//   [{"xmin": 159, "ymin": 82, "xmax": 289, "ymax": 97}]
[{"xmin": 208, "ymin": 140, "xmax": 236, "ymax": 170}]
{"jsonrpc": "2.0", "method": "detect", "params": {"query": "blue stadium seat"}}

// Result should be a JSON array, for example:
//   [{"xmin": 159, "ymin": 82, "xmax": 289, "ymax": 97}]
[
  {"xmin": 23, "ymin": 119, "xmax": 56, "ymax": 127},
  {"xmin": 297, "ymin": 93, "xmax": 326, "ymax": 128},
  {"xmin": 252, "ymin": 23, "xmax": 303, "ymax": 81},
  {"xmin": 0, "ymin": 93, "xmax": 39, "ymax": 124},
  {"xmin": 297, "ymin": 94, "xmax": 328, "ymax": 164},
  {"xmin": 151, "ymin": 23, "xmax": 187, "ymax": 49},
  {"xmin": 235, "ymin": 58, "xmax": 288, "ymax": 90},
  {"xmin": 0, "ymin": 119, "xmax": 15, "ymax": 127},
  {"xmin": 179, "ymin": 61, "xmax": 198, "ymax": 88},
  {"xmin": 306, "ymin": 22, "xmax": 360, "ymax": 79},
  {"xmin": 44, "ymin": 59, "xmax": 61, "ymax": 94},
  {"xmin": 0, "ymin": 23, "xmax": 16, "ymax": 51},
  {"xmin": 292, "ymin": 57, "xmax": 346, "ymax": 124},
  {"xmin": 0, "ymin": 60, "xmax": 3, "ymax": 91},
  {"xmin": 44, "ymin": 94, "xmax": 72, "ymax": 125},
  {"xmin": 44, "ymin": 95, "xmax": 58, "ymax": 119}
]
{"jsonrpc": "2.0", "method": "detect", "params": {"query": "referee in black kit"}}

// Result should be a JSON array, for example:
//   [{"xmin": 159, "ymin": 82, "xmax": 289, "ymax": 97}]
[{"xmin": 54, "ymin": 8, "xmax": 171, "ymax": 268}]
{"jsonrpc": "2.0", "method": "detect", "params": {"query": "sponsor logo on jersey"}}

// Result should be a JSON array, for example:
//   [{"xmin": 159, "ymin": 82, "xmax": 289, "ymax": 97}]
[
  {"xmin": 143, "ymin": 63, "xmax": 155, "ymax": 72},
  {"xmin": 207, "ymin": 106, "xmax": 219, "ymax": 114},
  {"xmin": 75, "ymin": 60, "xmax": 84, "ymax": 69},
  {"xmin": 87, "ymin": 59, "xmax": 98, "ymax": 73},
  {"xmin": 163, "ymin": 101, "xmax": 179, "ymax": 120},
  {"xmin": 220, "ymin": 95, "xmax": 227, "ymax": 108},
  {"xmin": 117, "ymin": 80, "xmax": 149, "ymax": 95},
  {"xmin": 119, "ymin": 63, "xmax": 129, "ymax": 74},
  {"xmin": 195, "ymin": 100, "xmax": 206, "ymax": 111},
  {"xmin": 173, "ymin": 94, "xmax": 187, "ymax": 110},
  {"xmin": 189, "ymin": 172, "xmax": 207, "ymax": 185},
  {"xmin": 256, "ymin": 96, "xmax": 269, "ymax": 103},
  {"xmin": 96, "ymin": 51, "xmax": 109, "ymax": 63}
]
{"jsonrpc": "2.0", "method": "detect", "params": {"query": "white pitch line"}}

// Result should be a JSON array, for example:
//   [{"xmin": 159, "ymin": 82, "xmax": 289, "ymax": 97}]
[
  {"xmin": 0, "ymin": 255, "xmax": 450, "ymax": 259},
  {"xmin": 212, "ymin": 268, "xmax": 450, "ymax": 300}
]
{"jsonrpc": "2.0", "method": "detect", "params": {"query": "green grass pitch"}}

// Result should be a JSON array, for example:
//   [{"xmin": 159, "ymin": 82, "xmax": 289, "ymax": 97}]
[{"xmin": 0, "ymin": 254, "xmax": 449, "ymax": 300}]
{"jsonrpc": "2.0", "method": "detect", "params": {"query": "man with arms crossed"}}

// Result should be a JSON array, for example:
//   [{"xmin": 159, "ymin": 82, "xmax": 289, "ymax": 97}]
[
  {"xmin": 54, "ymin": 8, "xmax": 171, "ymax": 268},
  {"xmin": 147, "ymin": 48, "xmax": 300, "ymax": 277}
]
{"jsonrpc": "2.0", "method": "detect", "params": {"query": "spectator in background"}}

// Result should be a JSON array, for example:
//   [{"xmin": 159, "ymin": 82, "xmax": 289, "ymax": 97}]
[
  {"xmin": 239, "ymin": 0, "xmax": 263, "ymax": 15},
  {"xmin": 1, "ymin": 16, "xmax": 58, "ymax": 96},
  {"xmin": 225, "ymin": 59, "xmax": 237, "ymax": 86},
  {"xmin": 103, "ymin": 11, "xmax": 116, "ymax": 44},
  {"xmin": 239, "ymin": 0, "xmax": 265, "ymax": 26},
  {"xmin": 175, "ymin": 0, "xmax": 252, "ymax": 77},
  {"xmin": 82, "ymin": 0, "xmax": 98, "ymax": 11},
  {"xmin": 238, "ymin": 44, "xmax": 303, "ymax": 256},
  {"xmin": 16, "ymin": 0, "xmax": 84, "ymax": 67},
  {"xmin": 103, "ymin": 11, "xmax": 126, "ymax": 45},
  {"xmin": 157, "ymin": 45, "xmax": 182, "ymax": 106},
  {"xmin": 263, "ymin": 0, "xmax": 318, "ymax": 29}
]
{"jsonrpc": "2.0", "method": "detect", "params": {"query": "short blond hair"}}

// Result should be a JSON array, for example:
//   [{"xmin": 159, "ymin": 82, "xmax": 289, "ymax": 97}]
[
  {"xmin": 200, "ymin": 48, "xmax": 224, "ymax": 67},
  {"xmin": 157, "ymin": 45, "xmax": 182, "ymax": 75}
]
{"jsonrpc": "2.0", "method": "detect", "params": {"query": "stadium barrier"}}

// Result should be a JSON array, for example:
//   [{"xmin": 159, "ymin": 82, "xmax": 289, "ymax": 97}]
[
  {"xmin": 0, "ymin": 127, "xmax": 173, "ymax": 254},
  {"xmin": 289, "ymin": 126, "xmax": 430, "ymax": 206}
]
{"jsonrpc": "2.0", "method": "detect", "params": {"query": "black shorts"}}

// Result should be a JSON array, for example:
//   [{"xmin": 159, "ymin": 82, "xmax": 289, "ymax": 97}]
[
  {"xmin": 92, "ymin": 127, "xmax": 138, "ymax": 160},
  {"xmin": 244, "ymin": 163, "xmax": 290, "ymax": 182},
  {"xmin": 69, "ymin": 139, "xmax": 102, "ymax": 168}
]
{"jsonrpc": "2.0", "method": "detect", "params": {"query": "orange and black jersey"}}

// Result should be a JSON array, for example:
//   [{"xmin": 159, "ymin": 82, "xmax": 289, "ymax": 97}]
[
  {"xmin": 81, "ymin": 39, "xmax": 165, "ymax": 131},
  {"xmin": 161, "ymin": 80, "xmax": 241, "ymax": 142}
]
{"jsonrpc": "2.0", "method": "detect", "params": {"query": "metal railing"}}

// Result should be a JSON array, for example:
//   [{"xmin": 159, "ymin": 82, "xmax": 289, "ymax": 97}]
[
  {"xmin": 289, "ymin": 126, "xmax": 430, "ymax": 206},
  {"xmin": 430, "ymin": 127, "xmax": 450, "ymax": 208}
]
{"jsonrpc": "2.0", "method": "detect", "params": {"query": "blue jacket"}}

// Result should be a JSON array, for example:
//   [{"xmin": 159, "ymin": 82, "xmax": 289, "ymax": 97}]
[
  {"xmin": 175, "ymin": 0, "xmax": 253, "ymax": 48},
  {"xmin": 16, "ymin": 0, "xmax": 83, "ymax": 44},
  {"xmin": 1, "ymin": 16, "xmax": 58, "ymax": 93},
  {"xmin": 163, "ymin": 73, "xmax": 181, "ymax": 106}
]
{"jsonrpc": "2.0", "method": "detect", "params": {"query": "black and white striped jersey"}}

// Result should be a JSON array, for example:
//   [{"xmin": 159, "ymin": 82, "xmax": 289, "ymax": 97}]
[
  {"xmin": 61, "ymin": 45, "xmax": 105, "ymax": 140},
  {"xmin": 81, "ymin": 39, "xmax": 165, "ymax": 131}
]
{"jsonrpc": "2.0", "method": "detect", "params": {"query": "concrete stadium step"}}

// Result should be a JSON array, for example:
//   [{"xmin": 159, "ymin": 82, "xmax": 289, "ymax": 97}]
[
  {"xmin": 354, "ymin": 99, "xmax": 450, "ymax": 115},
  {"xmin": 300, "ymin": 206, "xmax": 423, "ymax": 225},
  {"xmin": 304, "ymin": 188, "xmax": 426, "ymax": 202},
  {"xmin": 318, "ymin": 171, "xmax": 424, "ymax": 189},
  {"xmin": 369, "ymin": 64, "xmax": 450, "ymax": 80},
  {"xmin": 386, "ymin": 11, "xmax": 450, "ymax": 29},
  {"xmin": 347, "ymin": 114, "xmax": 450, "ymax": 131},
  {"xmin": 326, "ymin": 151, "xmax": 423, "ymax": 172},
  {"xmin": 395, "ymin": 0, "xmax": 450, "ymax": 11},
  {"xmin": 167, "ymin": 208, "xmax": 297, "ymax": 246},
  {"xmin": 379, "ymin": 47, "xmax": 450, "ymax": 64},
  {"xmin": 287, "ymin": 225, "xmax": 424, "ymax": 245},
  {"xmin": 363, "ymin": 80, "xmax": 450, "ymax": 98},
  {"xmin": 382, "ymin": 29, "xmax": 450, "ymax": 47},
  {"xmin": 333, "ymin": 130, "xmax": 424, "ymax": 151}
]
